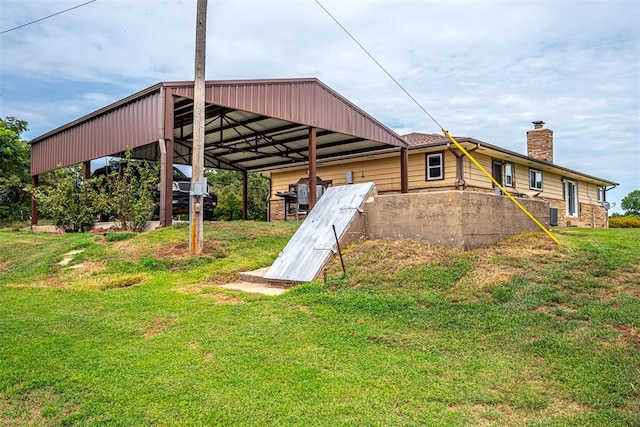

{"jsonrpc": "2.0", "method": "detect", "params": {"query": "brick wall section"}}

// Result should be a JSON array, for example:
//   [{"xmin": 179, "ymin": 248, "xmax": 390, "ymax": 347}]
[
  {"xmin": 270, "ymin": 199, "xmax": 286, "ymax": 221},
  {"xmin": 548, "ymin": 199, "xmax": 608, "ymax": 228},
  {"xmin": 527, "ymin": 127, "xmax": 554, "ymax": 163}
]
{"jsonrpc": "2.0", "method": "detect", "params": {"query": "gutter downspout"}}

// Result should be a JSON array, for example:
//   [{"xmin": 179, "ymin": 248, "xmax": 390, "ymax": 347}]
[
  {"xmin": 604, "ymin": 184, "xmax": 618, "ymax": 229},
  {"xmin": 447, "ymin": 142, "xmax": 479, "ymax": 190}
]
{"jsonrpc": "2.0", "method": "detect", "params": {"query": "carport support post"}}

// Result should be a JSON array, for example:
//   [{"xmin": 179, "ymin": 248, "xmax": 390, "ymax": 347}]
[
  {"xmin": 401, "ymin": 147, "xmax": 409, "ymax": 193},
  {"xmin": 308, "ymin": 127, "xmax": 317, "ymax": 210},
  {"xmin": 31, "ymin": 175, "xmax": 38, "ymax": 226},
  {"xmin": 242, "ymin": 170, "xmax": 248, "ymax": 220},
  {"xmin": 82, "ymin": 161, "xmax": 91, "ymax": 180},
  {"xmin": 160, "ymin": 89, "xmax": 175, "ymax": 227},
  {"xmin": 159, "ymin": 138, "xmax": 174, "ymax": 227}
]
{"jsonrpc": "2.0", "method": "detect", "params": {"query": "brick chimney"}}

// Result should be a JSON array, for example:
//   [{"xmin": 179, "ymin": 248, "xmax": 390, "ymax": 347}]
[{"xmin": 527, "ymin": 120, "xmax": 553, "ymax": 163}]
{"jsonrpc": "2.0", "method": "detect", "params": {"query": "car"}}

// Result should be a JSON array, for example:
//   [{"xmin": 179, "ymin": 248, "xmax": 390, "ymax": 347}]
[
  {"xmin": 166, "ymin": 166, "xmax": 217, "ymax": 220},
  {"xmin": 92, "ymin": 162, "xmax": 217, "ymax": 221}
]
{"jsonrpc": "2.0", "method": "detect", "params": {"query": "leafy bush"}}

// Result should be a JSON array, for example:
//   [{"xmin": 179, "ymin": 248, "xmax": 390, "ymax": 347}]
[
  {"xmin": 35, "ymin": 166, "xmax": 103, "ymax": 232},
  {"xmin": 97, "ymin": 150, "xmax": 159, "ymax": 232},
  {"xmin": 609, "ymin": 215, "xmax": 640, "ymax": 228}
]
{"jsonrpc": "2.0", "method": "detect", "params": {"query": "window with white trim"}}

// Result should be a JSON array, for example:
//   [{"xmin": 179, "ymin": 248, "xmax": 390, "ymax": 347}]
[
  {"xmin": 504, "ymin": 162, "xmax": 514, "ymax": 187},
  {"xmin": 425, "ymin": 152, "xmax": 444, "ymax": 181},
  {"xmin": 529, "ymin": 168, "xmax": 543, "ymax": 190},
  {"xmin": 597, "ymin": 186, "xmax": 604, "ymax": 202}
]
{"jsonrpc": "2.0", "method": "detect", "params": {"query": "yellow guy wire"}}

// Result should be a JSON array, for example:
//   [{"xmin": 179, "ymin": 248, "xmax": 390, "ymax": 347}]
[
  {"xmin": 442, "ymin": 129, "xmax": 561, "ymax": 245},
  {"xmin": 314, "ymin": 0, "xmax": 560, "ymax": 246}
]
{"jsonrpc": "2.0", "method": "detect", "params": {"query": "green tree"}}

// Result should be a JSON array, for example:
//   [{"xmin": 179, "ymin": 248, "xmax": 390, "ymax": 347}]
[
  {"xmin": 97, "ymin": 150, "xmax": 159, "ymax": 231},
  {"xmin": 35, "ymin": 166, "xmax": 103, "ymax": 232},
  {"xmin": 0, "ymin": 117, "xmax": 31, "ymax": 221},
  {"xmin": 621, "ymin": 189, "xmax": 640, "ymax": 216},
  {"xmin": 204, "ymin": 169, "xmax": 269, "ymax": 221}
]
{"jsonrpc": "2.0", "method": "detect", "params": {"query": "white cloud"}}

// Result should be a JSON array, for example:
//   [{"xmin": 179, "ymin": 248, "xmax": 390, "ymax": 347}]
[{"xmin": 0, "ymin": 0, "xmax": 638, "ymax": 211}]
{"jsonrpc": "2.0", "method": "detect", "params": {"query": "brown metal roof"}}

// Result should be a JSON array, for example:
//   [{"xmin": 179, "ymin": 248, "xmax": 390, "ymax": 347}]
[{"xmin": 30, "ymin": 78, "xmax": 407, "ymax": 175}]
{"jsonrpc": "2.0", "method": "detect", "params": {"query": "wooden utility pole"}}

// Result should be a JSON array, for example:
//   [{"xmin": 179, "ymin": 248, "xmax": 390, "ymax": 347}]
[{"xmin": 190, "ymin": 0, "xmax": 207, "ymax": 254}]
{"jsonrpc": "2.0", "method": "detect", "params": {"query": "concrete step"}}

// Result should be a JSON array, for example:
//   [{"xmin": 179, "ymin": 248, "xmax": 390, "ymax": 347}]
[
  {"xmin": 219, "ymin": 281, "xmax": 287, "ymax": 296},
  {"xmin": 239, "ymin": 267, "xmax": 271, "ymax": 284}
]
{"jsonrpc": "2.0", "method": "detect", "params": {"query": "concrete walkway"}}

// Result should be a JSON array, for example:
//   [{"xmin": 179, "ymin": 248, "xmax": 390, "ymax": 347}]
[
  {"xmin": 219, "ymin": 266, "xmax": 290, "ymax": 296},
  {"xmin": 219, "ymin": 281, "xmax": 287, "ymax": 296}
]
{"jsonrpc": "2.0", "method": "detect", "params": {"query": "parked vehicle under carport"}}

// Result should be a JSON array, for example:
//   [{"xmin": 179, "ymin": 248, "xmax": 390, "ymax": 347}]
[{"xmin": 92, "ymin": 162, "xmax": 217, "ymax": 221}]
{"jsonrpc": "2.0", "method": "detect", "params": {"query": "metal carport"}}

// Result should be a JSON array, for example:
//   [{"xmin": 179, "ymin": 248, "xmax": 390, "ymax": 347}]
[{"xmin": 30, "ymin": 78, "xmax": 409, "ymax": 226}]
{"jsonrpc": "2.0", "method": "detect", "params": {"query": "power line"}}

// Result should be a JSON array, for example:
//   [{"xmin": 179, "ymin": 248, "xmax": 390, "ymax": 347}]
[
  {"xmin": 314, "ymin": 0, "xmax": 444, "ymax": 130},
  {"xmin": 0, "ymin": 0, "xmax": 97, "ymax": 35}
]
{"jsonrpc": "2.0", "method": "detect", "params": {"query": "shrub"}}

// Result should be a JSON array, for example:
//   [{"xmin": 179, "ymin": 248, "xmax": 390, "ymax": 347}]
[
  {"xmin": 35, "ymin": 166, "xmax": 102, "ymax": 232},
  {"xmin": 609, "ymin": 216, "xmax": 640, "ymax": 228},
  {"xmin": 97, "ymin": 150, "xmax": 159, "ymax": 232}
]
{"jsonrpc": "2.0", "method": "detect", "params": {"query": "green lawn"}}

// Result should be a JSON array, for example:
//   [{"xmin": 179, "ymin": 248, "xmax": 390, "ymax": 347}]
[{"xmin": 0, "ymin": 224, "xmax": 638, "ymax": 426}]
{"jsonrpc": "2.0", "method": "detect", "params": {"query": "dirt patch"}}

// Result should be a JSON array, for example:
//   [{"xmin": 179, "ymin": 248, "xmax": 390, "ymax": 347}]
[
  {"xmin": 327, "ymin": 239, "xmax": 465, "ymax": 277},
  {"xmin": 447, "ymin": 396, "xmax": 589, "ymax": 425},
  {"xmin": 613, "ymin": 324, "xmax": 640, "ymax": 345},
  {"xmin": 0, "ymin": 388, "xmax": 80, "ymax": 426},
  {"xmin": 154, "ymin": 240, "xmax": 223, "ymax": 260},
  {"xmin": 112, "ymin": 239, "xmax": 150, "ymax": 261},
  {"xmin": 8, "ymin": 279, "xmax": 64, "ymax": 289},
  {"xmin": 112, "ymin": 237, "xmax": 223, "ymax": 262},
  {"xmin": 203, "ymin": 292, "xmax": 244, "ymax": 304},
  {"xmin": 144, "ymin": 315, "xmax": 174, "ymax": 338},
  {"xmin": 602, "ymin": 270, "xmax": 640, "ymax": 300},
  {"xmin": 63, "ymin": 261, "xmax": 107, "ymax": 277}
]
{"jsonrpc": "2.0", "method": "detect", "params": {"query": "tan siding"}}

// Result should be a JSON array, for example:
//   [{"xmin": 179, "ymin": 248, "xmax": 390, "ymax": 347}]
[
  {"xmin": 410, "ymin": 150, "xmax": 457, "ymax": 189},
  {"xmin": 464, "ymin": 153, "xmax": 493, "ymax": 190},
  {"xmin": 578, "ymin": 181, "xmax": 599, "ymax": 204},
  {"xmin": 269, "ymin": 149, "xmax": 458, "ymax": 199},
  {"xmin": 541, "ymin": 171, "xmax": 564, "ymax": 199},
  {"xmin": 269, "ymin": 146, "xmax": 610, "ymax": 228},
  {"xmin": 512, "ymin": 165, "xmax": 530, "ymax": 194}
]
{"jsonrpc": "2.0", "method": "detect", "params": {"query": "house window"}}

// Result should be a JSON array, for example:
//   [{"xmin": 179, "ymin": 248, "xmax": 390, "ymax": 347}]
[
  {"xmin": 529, "ymin": 168, "xmax": 543, "ymax": 190},
  {"xmin": 564, "ymin": 180, "xmax": 578, "ymax": 217},
  {"xmin": 426, "ymin": 152, "xmax": 444, "ymax": 181},
  {"xmin": 597, "ymin": 186, "xmax": 604, "ymax": 202},
  {"xmin": 504, "ymin": 162, "xmax": 514, "ymax": 187}
]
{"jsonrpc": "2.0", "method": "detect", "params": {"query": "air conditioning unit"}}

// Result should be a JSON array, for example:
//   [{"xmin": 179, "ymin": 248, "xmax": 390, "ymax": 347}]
[{"xmin": 549, "ymin": 207, "xmax": 559, "ymax": 227}]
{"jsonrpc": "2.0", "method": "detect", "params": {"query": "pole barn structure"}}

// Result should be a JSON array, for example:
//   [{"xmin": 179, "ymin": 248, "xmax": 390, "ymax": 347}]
[{"xmin": 29, "ymin": 78, "xmax": 409, "ymax": 227}]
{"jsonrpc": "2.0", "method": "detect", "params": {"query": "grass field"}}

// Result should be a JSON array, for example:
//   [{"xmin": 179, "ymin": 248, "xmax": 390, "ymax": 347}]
[{"xmin": 0, "ymin": 223, "xmax": 638, "ymax": 426}]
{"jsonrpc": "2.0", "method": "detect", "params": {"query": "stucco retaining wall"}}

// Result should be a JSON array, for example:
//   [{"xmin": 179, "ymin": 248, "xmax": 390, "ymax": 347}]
[{"xmin": 364, "ymin": 191, "xmax": 550, "ymax": 249}]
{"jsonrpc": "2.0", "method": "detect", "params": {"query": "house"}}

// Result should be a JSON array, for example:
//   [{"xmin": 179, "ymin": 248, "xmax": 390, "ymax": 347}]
[{"xmin": 268, "ymin": 121, "xmax": 617, "ymax": 228}]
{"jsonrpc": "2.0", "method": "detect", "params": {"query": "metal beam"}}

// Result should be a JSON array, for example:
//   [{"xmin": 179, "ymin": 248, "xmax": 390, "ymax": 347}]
[
  {"xmin": 242, "ymin": 170, "xmax": 248, "ymax": 220},
  {"xmin": 82, "ymin": 161, "xmax": 91, "ymax": 180},
  {"xmin": 31, "ymin": 175, "xmax": 38, "ymax": 226},
  {"xmin": 401, "ymin": 147, "xmax": 408, "ymax": 193},
  {"xmin": 308, "ymin": 127, "xmax": 317, "ymax": 211}
]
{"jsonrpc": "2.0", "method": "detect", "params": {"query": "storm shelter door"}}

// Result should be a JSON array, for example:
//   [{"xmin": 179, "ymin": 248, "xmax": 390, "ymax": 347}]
[{"xmin": 492, "ymin": 160, "xmax": 503, "ymax": 195}]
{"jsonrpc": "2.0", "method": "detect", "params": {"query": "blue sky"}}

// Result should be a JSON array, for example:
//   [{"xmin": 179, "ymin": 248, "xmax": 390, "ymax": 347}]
[{"xmin": 1, "ymin": 0, "xmax": 638, "ymax": 212}]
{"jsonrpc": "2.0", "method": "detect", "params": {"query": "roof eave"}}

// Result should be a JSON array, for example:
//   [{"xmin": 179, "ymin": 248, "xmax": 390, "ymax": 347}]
[
  {"xmin": 409, "ymin": 137, "xmax": 617, "ymax": 186},
  {"xmin": 29, "ymin": 82, "xmax": 163, "ymax": 145}
]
